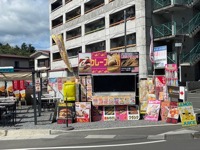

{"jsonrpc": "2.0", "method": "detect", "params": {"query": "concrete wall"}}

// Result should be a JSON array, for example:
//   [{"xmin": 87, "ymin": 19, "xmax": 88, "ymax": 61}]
[{"xmin": 0, "ymin": 58, "xmax": 29, "ymax": 68}]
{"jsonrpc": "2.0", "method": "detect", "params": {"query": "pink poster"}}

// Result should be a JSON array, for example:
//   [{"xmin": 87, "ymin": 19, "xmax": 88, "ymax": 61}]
[
  {"xmin": 91, "ymin": 52, "xmax": 107, "ymax": 74},
  {"xmin": 145, "ymin": 100, "xmax": 161, "ymax": 121},
  {"xmin": 115, "ymin": 105, "xmax": 128, "ymax": 121}
]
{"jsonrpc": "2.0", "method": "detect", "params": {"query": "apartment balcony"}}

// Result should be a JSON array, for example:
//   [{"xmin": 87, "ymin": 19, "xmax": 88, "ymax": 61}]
[
  {"xmin": 110, "ymin": 33, "xmax": 136, "ymax": 51},
  {"xmin": 66, "ymin": 27, "xmax": 81, "ymax": 41},
  {"xmin": 86, "ymin": 41, "xmax": 106, "ymax": 53},
  {"xmin": 85, "ymin": 18, "xmax": 105, "ymax": 35},
  {"xmin": 51, "ymin": 0, "xmax": 62, "ymax": 12},
  {"xmin": 52, "ymin": 16, "xmax": 63, "ymax": 29},
  {"xmin": 153, "ymin": 0, "xmax": 200, "ymax": 13},
  {"xmin": 67, "ymin": 47, "xmax": 82, "ymax": 58},
  {"xmin": 153, "ymin": 21, "xmax": 181, "ymax": 40},
  {"xmin": 65, "ymin": 6, "xmax": 81, "ymax": 23},
  {"xmin": 65, "ymin": 0, "xmax": 72, "ymax": 5},
  {"xmin": 110, "ymin": 6, "xmax": 135, "ymax": 27},
  {"xmin": 84, "ymin": 0, "xmax": 104, "ymax": 14},
  {"xmin": 52, "ymin": 52, "xmax": 61, "ymax": 62}
]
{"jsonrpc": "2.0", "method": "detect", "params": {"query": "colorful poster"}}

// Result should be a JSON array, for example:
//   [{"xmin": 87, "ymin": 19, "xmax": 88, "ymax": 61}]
[
  {"xmin": 104, "ymin": 106, "xmax": 115, "ymax": 121},
  {"xmin": 145, "ymin": 100, "xmax": 161, "ymax": 121},
  {"xmin": 165, "ymin": 64, "xmax": 178, "ymax": 86},
  {"xmin": 178, "ymin": 102, "xmax": 197, "ymax": 127},
  {"xmin": 147, "ymin": 78, "xmax": 156, "ymax": 100},
  {"xmin": 91, "ymin": 52, "xmax": 107, "ymax": 74},
  {"xmin": 92, "ymin": 106, "xmax": 104, "ymax": 122},
  {"xmin": 120, "ymin": 52, "xmax": 139, "ymax": 73},
  {"xmin": 161, "ymin": 101, "xmax": 170, "ymax": 121},
  {"xmin": 57, "ymin": 78, "xmax": 63, "ymax": 91},
  {"xmin": 166, "ymin": 102, "xmax": 179, "ymax": 124},
  {"xmin": 78, "ymin": 53, "xmax": 92, "ymax": 74},
  {"xmin": 107, "ymin": 53, "xmax": 121, "ymax": 73},
  {"xmin": 75, "ymin": 102, "xmax": 91, "ymax": 123},
  {"xmin": 115, "ymin": 105, "xmax": 128, "ymax": 121},
  {"xmin": 155, "ymin": 76, "xmax": 167, "ymax": 100},
  {"xmin": 57, "ymin": 102, "xmax": 75, "ymax": 124},
  {"xmin": 48, "ymin": 78, "xmax": 57, "ymax": 96},
  {"xmin": 139, "ymin": 79, "xmax": 148, "ymax": 114},
  {"xmin": 128, "ymin": 105, "xmax": 140, "ymax": 120}
]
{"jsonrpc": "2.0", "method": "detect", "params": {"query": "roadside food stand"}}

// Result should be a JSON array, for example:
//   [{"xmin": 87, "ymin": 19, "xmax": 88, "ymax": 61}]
[{"xmin": 78, "ymin": 52, "xmax": 140, "ymax": 122}]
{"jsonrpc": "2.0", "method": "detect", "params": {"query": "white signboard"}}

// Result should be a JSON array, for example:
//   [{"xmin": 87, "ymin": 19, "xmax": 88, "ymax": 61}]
[
  {"xmin": 154, "ymin": 46, "xmax": 167, "ymax": 69},
  {"xmin": 179, "ymin": 86, "xmax": 185, "ymax": 102},
  {"xmin": 35, "ymin": 78, "xmax": 41, "ymax": 92}
]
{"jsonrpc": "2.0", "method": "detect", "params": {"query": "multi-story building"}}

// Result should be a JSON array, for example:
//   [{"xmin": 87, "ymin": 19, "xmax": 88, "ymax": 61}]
[
  {"xmin": 152, "ymin": 0, "xmax": 200, "ymax": 84},
  {"xmin": 49, "ymin": 0, "xmax": 152, "ymax": 79}
]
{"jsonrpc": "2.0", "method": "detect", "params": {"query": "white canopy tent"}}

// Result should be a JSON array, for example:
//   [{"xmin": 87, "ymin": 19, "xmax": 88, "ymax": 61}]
[{"xmin": 0, "ymin": 72, "xmax": 32, "ymax": 81}]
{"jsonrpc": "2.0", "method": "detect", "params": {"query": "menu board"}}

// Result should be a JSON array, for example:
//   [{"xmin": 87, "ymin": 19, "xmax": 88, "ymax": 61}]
[
  {"xmin": 92, "ymin": 106, "xmax": 104, "ymax": 122},
  {"xmin": 178, "ymin": 102, "xmax": 197, "ymax": 127},
  {"xmin": 75, "ymin": 102, "xmax": 91, "ymax": 123},
  {"xmin": 128, "ymin": 105, "xmax": 140, "ymax": 120},
  {"xmin": 166, "ymin": 102, "xmax": 179, "ymax": 124},
  {"xmin": 57, "ymin": 102, "xmax": 75, "ymax": 124},
  {"xmin": 92, "ymin": 52, "xmax": 108, "ymax": 74},
  {"xmin": 120, "ymin": 52, "xmax": 139, "ymax": 73},
  {"xmin": 78, "ymin": 53, "xmax": 92, "ymax": 74},
  {"xmin": 103, "ymin": 106, "xmax": 115, "ymax": 121},
  {"xmin": 161, "ymin": 101, "xmax": 170, "ymax": 121},
  {"xmin": 115, "ymin": 105, "xmax": 128, "ymax": 121},
  {"xmin": 145, "ymin": 100, "xmax": 161, "ymax": 121}
]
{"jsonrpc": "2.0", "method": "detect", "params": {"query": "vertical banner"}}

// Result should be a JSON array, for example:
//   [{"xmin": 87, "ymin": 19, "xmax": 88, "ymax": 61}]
[
  {"xmin": 178, "ymin": 102, "xmax": 197, "ymax": 127},
  {"xmin": 13, "ymin": 80, "xmax": 20, "ymax": 98},
  {"xmin": 20, "ymin": 80, "xmax": 26, "ymax": 99},
  {"xmin": 166, "ymin": 102, "xmax": 179, "ymax": 124},
  {"xmin": 6, "ymin": 81, "xmax": 13, "ymax": 96},
  {"xmin": 145, "ymin": 100, "xmax": 161, "ymax": 121},
  {"xmin": 52, "ymin": 34, "xmax": 73, "ymax": 72}
]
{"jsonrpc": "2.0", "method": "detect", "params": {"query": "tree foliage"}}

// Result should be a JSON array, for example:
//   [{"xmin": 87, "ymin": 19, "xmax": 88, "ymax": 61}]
[{"xmin": 0, "ymin": 43, "xmax": 36, "ymax": 56}]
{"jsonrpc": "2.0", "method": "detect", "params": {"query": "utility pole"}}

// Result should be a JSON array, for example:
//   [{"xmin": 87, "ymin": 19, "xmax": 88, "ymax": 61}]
[{"xmin": 124, "ymin": 10, "xmax": 127, "ymax": 52}]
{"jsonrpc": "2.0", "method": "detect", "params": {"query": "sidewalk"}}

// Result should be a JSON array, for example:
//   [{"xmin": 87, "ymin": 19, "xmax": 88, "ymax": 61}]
[{"xmin": 0, "ymin": 106, "xmax": 200, "ymax": 138}]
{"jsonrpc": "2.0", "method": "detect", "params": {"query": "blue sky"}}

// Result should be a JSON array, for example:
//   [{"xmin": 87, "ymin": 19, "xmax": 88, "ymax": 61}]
[{"xmin": 0, "ymin": 0, "xmax": 50, "ymax": 50}]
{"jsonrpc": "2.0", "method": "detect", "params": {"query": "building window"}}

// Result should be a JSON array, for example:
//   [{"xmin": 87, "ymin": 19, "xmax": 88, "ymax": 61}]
[
  {"xmin": 14, "ymin": 61, "xmax": 19, "ymax": 68},
  {"xmin": 86, "ymin": 41, "xmax": 105, "ymax": 53},
  {"xmin": 67, "ymin": 47, "xmax": 82, "ymax": 57},
  {"xmin": 85, "ymin": 18, "xmax": 105, "ymax": 35},
  {"xmin": 38, "ymin": 59, "xmax": 49, "ymax": 67},
  {"xmin": 53, "ymin": 52, "xmax": 61, "ymax": 61}
]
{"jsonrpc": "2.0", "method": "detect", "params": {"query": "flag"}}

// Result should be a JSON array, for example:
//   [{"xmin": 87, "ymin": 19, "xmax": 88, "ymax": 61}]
[
  {"xmin": 52, "ymin": 34, "xmax": 73, "ymax": 72},
  {"xmin": 149, "ymin": 26, "xmax": 154, "ymax": 63}
]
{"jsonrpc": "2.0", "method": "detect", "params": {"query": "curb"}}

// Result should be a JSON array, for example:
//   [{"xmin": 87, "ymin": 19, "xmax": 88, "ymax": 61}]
[
  {"xmin": 1, "ymin": 129, "xmax": 51, "ymax": 137},
  {"xmin": 0, "ymin": 130, "xmax": 6, "ymax": 137}
]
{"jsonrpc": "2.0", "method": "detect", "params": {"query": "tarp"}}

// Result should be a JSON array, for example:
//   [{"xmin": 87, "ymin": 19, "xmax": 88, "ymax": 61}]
[{"xmin": 0, "ymin": 72, "xmax": 32, "ymax": 81}]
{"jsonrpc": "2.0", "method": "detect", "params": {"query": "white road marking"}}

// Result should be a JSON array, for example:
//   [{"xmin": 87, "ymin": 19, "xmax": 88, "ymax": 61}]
[
  {"xmin": 85, "ymin": 135, "xmax": 116, "ymax": 139},
  {"xmin": 158, "ymin": 129, "xmax": 198, "ymax": 135},
  {"xmin": 3, "ymin": 140, "xmax": 166, "ymax": 150}
]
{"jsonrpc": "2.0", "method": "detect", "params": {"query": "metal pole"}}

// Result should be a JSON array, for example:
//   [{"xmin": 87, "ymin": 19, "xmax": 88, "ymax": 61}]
[
  {"xmin": 38, "ymin": 71, "xmax": 42, "ymax": 116},
  {"xmin": 124, "ymin": 10, "xmax": 127, "ymax": 52},
  {"xmin": 32, "ymin": 70, "xmax": 37, "ymax": 125},
  {"xmin": 65, "ymin": 97, "xmax": 69, "ymax": 128}
]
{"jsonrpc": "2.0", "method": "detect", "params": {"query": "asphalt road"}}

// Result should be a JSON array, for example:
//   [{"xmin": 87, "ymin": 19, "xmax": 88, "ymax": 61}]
[{"xmin": 0, "ymin": 124, "xmax": 199, "ymax": 150}]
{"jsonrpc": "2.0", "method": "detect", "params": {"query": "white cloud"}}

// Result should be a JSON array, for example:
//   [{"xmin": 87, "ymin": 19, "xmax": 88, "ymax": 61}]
[{"xmin": 0, "ymin": 0, "xmax": 50, "ymax": 50}]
